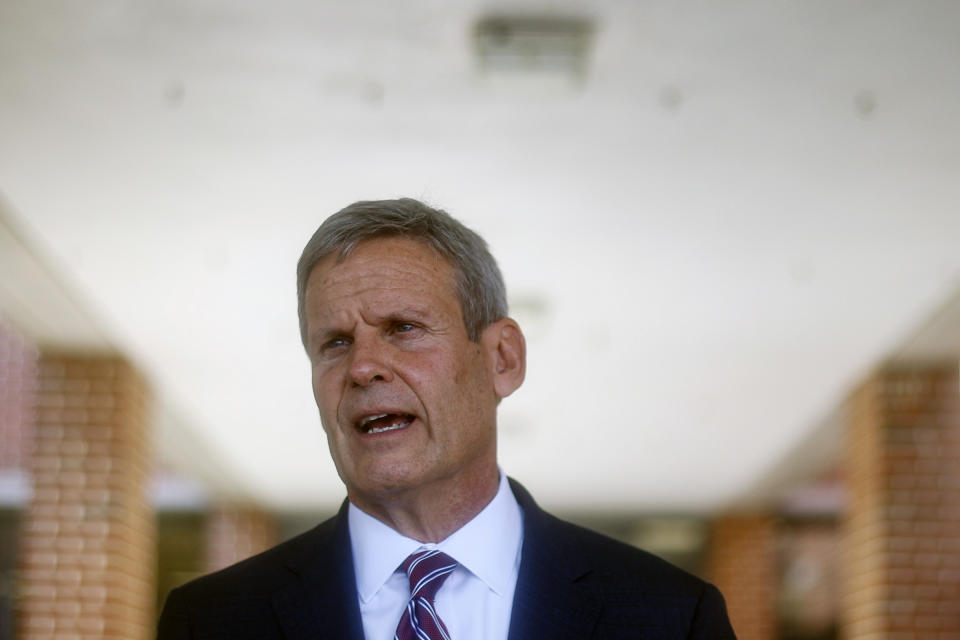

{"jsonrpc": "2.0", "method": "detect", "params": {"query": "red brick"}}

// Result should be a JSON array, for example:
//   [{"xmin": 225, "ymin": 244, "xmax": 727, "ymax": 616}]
[
  {"xmin": 204, "ymin": 505, "xmax": 278, "ymax": 574},
  {"xmin": 19, "ymin": 355, "xmax": 155, "ymax": 640},
  {"xmin": 707, "ymin": 514, "xmax": 777, "ymax": 640},
  {"xmin": 841, "ymin": 366, "xmax": 960, "ymax": 639}
]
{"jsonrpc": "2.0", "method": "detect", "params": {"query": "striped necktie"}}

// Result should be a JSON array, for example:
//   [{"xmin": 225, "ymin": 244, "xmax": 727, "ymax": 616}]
[{"xmin": 394, "ymin": 549, "xmax": 458, "ymax": 640}]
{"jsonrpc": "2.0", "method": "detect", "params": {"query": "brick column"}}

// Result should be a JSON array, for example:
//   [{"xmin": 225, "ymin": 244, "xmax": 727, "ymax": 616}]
[
  {"xmin": 708, "ymin": 514, "xmax": 778, "ymax": 640},
  {"xmin": 0, "ymin": 319, "xmax": 37, "ymax": 471},
  {"xmin": 841, "ymin": 365, "xmax": 960, "ymax": 640},
  {"xmin": 19, "ymin": 355, "xmax": 155, "ymax": 640},
  {"xmin": 204, "ymin": 505, "xmax": 277, "ymax": 574}
]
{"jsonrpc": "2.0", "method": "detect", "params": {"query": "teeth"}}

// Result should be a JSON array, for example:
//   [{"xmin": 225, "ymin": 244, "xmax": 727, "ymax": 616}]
[
  {"xmin": 368, "ymin": 422, "xmax": 408, "ymax": 434},
  {"xmin": 358, "ymin": 413, "xmax": 413, "ymax": 434}
]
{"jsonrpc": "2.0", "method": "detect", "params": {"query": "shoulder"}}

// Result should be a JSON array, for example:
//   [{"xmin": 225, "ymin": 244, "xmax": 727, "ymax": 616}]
[
  {"xmin": 541, "ymin": 508, "xmax": 709, "ymax": 596},
  {"xmin": 510, "ymin": 479, "xmax": 737, "ymax": 638},
  {"xmin": 157, "ymin": 512, "xmax": 343, "ymax": 639},
  {"xmin": 511, "ymin": 478, "xmax": 704, "ymax": 594},
  {"xmin": 176, "ymin": 514, "xmax": 337, "ymax": 599}
]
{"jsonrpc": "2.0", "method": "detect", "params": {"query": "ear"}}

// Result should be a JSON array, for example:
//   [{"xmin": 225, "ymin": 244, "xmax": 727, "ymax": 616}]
[{"xmin": 481, "ymin": 318, "xmax": 526, "ymax": 400}]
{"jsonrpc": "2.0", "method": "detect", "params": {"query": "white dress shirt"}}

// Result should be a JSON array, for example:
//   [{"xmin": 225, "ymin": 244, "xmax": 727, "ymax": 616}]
[{"xmin": 348, "ymin": 472, "xmax": 524, "ymax": 640}]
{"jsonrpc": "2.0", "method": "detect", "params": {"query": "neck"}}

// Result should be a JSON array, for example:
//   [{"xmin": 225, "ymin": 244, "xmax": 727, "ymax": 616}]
[{"xmin": 349, "ymin": 465, "xmax": 501, "ymax": 543}]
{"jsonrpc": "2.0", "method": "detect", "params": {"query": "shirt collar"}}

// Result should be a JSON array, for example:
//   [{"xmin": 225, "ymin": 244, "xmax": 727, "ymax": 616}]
[{"xmin": 348, "ymin": 471, "xmax": 523, "ymax": 603}]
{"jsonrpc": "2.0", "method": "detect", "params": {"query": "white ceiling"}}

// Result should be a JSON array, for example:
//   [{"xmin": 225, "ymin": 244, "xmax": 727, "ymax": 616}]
[{"xmin": 1, "ymin": 0, "xmax": 958, "ymax": 514}]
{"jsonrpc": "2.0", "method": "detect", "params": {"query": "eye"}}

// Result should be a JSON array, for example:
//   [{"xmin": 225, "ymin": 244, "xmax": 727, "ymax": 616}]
[
  {"xmin": 389, "ymin": 321, "xmax": 424, "ymax": 341},
  {"xmin": 319, "ymin": 336, "xmax": 351, "ymax": 355}
]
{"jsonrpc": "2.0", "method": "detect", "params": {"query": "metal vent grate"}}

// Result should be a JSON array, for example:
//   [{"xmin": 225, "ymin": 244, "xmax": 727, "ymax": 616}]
[{"xmin": 473, "ymin": 15, "xmax": 594, "ymax": 85}]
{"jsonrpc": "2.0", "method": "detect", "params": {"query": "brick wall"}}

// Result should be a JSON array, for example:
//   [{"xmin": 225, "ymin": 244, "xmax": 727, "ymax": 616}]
[
  {"xmin": 18, "ymin": 355, "xmax": 155, "ymax": 640},
  {"xmin": 204, "ymin": 505, "xmax": 277, "ymax": 574},
  {"xmin": 709, "ymin": 514, "xmax": 778, "ymax": 640},
  {"xmin": 0, "ymin": 319, "xmax": 38, "ymax": 471},
  {"xmin": 842, "ymin": 365, "xmax": 960, "ymax": 640}
]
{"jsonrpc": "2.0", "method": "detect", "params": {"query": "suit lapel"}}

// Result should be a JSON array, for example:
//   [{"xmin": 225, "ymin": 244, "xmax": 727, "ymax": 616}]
[
  {"xmin": 267, "ymin": 482, "xmax": 604, "ymax": 640},
  {"xmin": 507, "ymin": 480, "xmax": 603, "ymax": 640},
  {"xmin": 272, "ymin": 501, "xmax": 366, "ymax": 640}
]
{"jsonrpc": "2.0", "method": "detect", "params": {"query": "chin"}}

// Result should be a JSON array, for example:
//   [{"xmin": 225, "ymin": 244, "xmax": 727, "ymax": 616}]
[{"xmin": 349, "ymin": 464, "xmax": 427, "ymax": 498}]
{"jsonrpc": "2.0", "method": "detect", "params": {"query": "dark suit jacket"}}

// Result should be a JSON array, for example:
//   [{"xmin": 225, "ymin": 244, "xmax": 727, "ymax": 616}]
[{"xmin": 157, "ymin": 480, "xmax": 736, "ymax": 639}]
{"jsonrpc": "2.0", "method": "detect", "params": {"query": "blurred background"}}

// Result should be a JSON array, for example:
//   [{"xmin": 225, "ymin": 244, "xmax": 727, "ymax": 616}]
[{"xmin": 1, "ymin": 1, "xmax": 958, "ymax": 638}]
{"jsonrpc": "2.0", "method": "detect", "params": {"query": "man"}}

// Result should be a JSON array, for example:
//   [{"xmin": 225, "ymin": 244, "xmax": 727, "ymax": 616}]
[{"xmin": 157, "ymin": 198, "xmax": 736, "ymax": 639}]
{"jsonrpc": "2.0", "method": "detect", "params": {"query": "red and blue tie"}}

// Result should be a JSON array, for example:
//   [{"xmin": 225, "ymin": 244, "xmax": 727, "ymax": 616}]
[{"xmin": 394, "ymin": 549, "xmax": 458, "ymax": 640}]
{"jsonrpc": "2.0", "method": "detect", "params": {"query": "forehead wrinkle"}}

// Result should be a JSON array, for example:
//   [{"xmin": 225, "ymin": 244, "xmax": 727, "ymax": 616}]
[
  {"xmin": 305, "ymin": 237, "xmax": 465, "ymax": 336},
  {"xmin": 310, "ymin": 278, "xmax": 451, "ymax": 332},
  {"xmin": 320, "ymin": 247, "xmax": 450, "ymax": 288},
  {"xmin": 320, "ymin": 260, "xmax": 457, "ymax": 305}
]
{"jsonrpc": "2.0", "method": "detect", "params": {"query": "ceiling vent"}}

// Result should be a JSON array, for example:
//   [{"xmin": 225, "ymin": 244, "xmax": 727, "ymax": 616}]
[{"xmin": 473, "ymin": 15, "xmax": 594, "ymax": 88}]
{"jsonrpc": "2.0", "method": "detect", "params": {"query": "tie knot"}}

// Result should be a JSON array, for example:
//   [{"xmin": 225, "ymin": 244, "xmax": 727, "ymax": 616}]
[{"xmin": 401, "ymin": 549, "xmax": 457, "ymax": 601}]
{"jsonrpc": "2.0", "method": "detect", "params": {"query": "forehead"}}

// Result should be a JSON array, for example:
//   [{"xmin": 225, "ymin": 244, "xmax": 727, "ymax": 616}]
[{"xmin": 305, "ymin": 236, "xmax": 459, "ymax": 312}]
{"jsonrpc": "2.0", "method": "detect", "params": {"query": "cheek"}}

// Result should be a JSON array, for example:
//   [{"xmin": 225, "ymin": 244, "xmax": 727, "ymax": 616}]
[
  {"xmin": 448, "ymin": 344, "xmax": 484, "ymax": 384},
  {"xmin": 310, "ymin": 372, "xmax": 324, "ymax": 407},
  {"xmin": 441, "ymin": 362, "xmax": 495, "ymax": 426},
  {"xmin": 311, "ymin": 369, "xmax": 340, "ymax": 423}
]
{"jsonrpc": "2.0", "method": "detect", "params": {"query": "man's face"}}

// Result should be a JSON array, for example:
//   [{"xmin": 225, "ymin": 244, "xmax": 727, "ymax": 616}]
[{"xmin": 303, "ymin": 236, "xmax": 501, "ymax": 505}]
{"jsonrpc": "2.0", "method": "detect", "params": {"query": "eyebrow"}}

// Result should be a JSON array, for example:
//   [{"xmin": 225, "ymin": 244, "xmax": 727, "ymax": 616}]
[
  {"xmin": 308, "ymin": 305, "xmax": 434, "ymax": 343},
  {"xmin": 382, "ymin": 306, "xmax": 433, "ymax": 323},
  {"xmin": 306, "ymin": 316, "xmax": 353, "ymax": 346}
]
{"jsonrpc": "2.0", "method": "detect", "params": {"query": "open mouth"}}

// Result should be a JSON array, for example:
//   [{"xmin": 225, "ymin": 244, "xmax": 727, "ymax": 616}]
[{"xmin": 357, "ymin": 413, "xmax": 414, "ymax": 435}]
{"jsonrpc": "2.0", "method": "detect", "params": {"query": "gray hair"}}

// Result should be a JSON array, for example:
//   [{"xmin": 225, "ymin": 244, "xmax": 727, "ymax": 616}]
[{"xmin": 297, "ymin": 198, "xmax": 507, "ymax": 347}]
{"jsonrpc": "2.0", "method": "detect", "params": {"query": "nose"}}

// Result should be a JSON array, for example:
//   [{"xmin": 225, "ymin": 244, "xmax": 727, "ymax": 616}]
[{"xmin": 346, "ymin": 334, "xmax": 393, "ymax": 386}]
